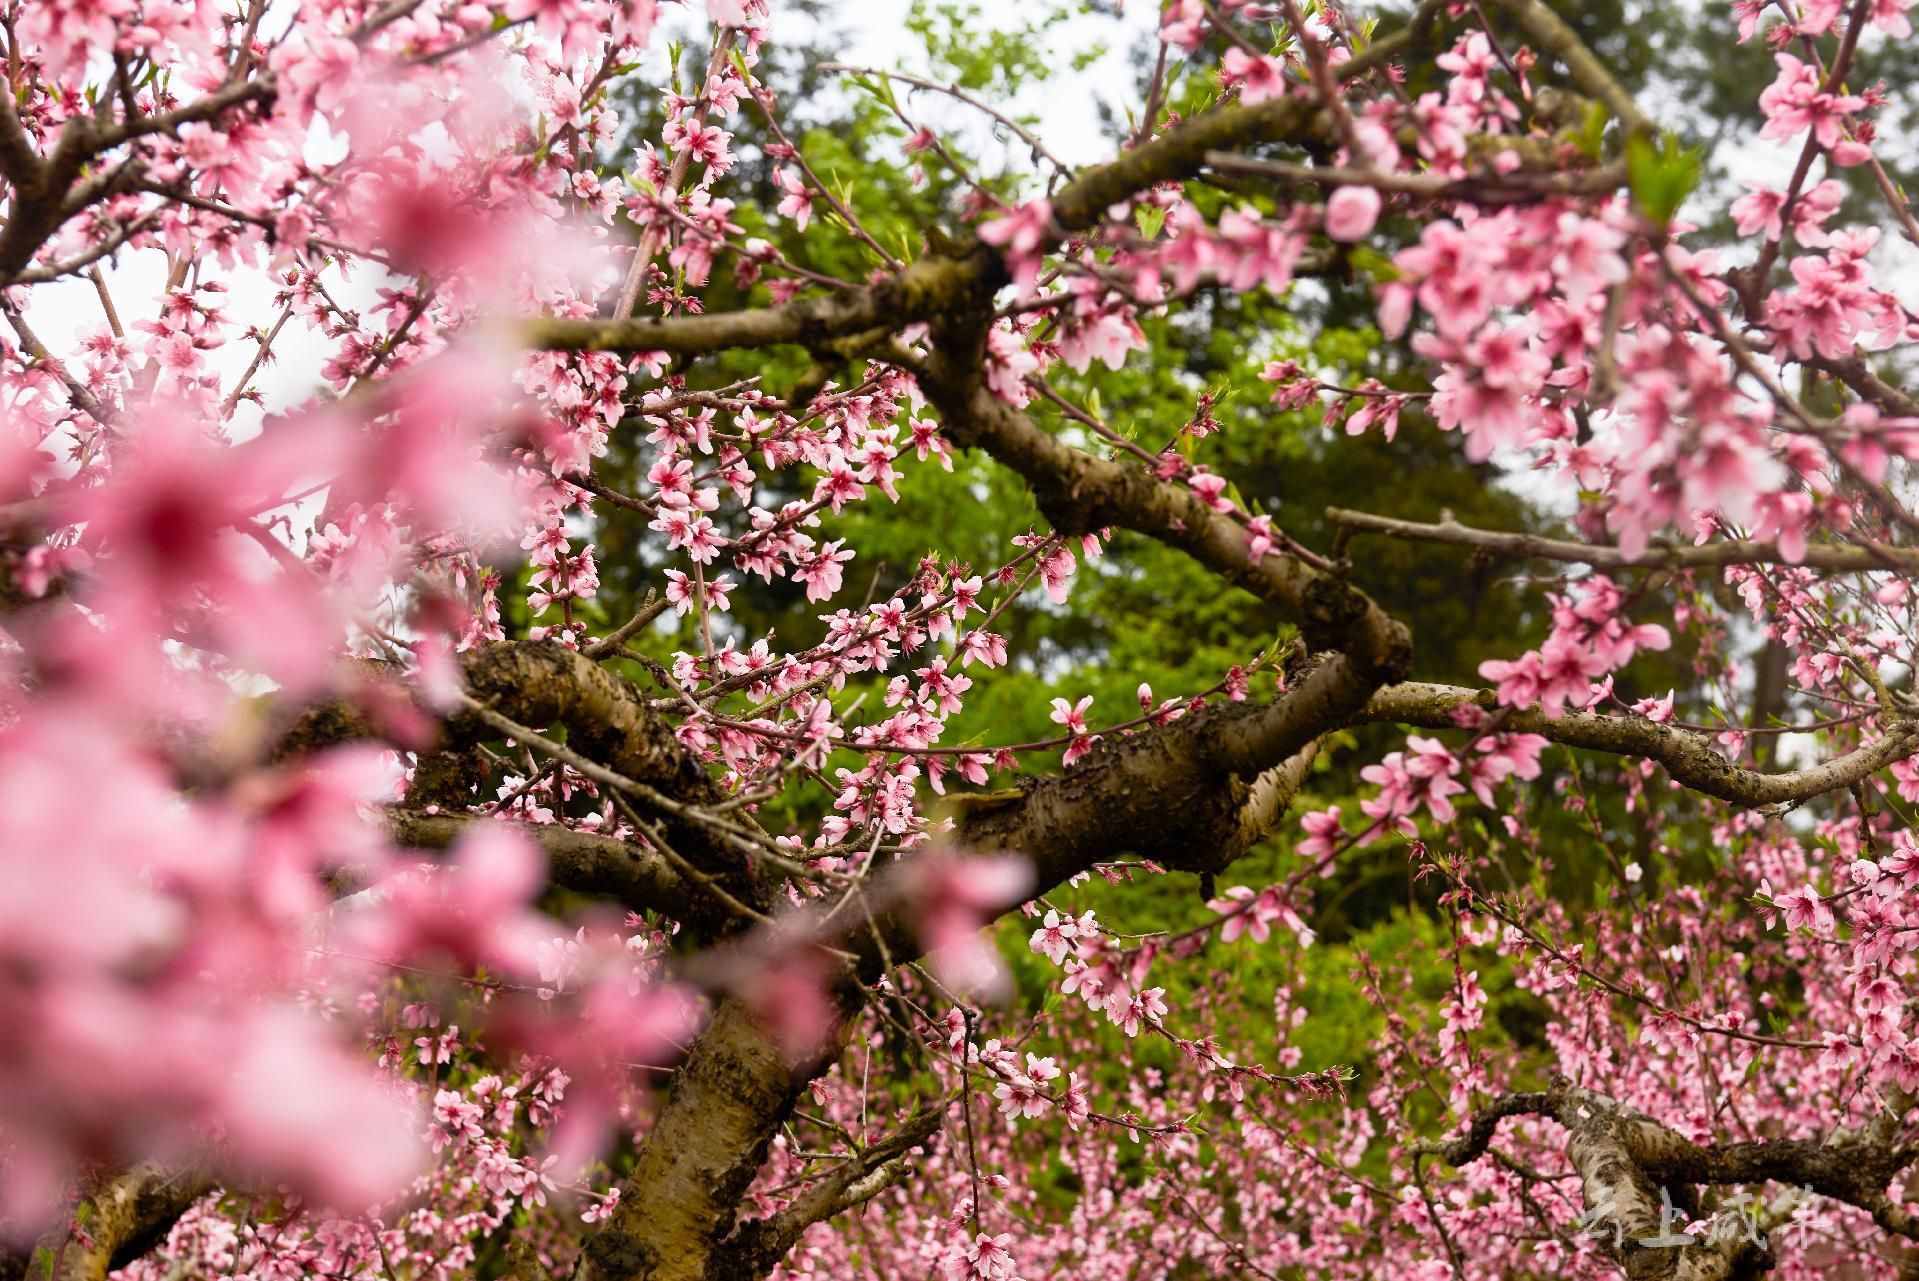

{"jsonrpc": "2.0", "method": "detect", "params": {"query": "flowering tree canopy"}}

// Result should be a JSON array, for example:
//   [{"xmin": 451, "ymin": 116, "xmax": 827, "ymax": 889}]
[{"xmin": 4, "ymin": 0, "xmax": 1919, "ymax": 1278}]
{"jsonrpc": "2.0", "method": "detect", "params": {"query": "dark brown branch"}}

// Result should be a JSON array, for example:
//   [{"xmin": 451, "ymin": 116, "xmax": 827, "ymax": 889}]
[
  {"xmin": 384, "ymin": 809, "xmax": 694, "ymax": 922},
  {"xmin": 0, "ymin": 77, "xmax": 41, "ymax": 190},
  {"xmin": 924, "ymin": 378, "xmax": 1410, "ymax": 681},
  {"xmin": 1328, "ymin": 506, "xmax": 1919, "ymax": 573},
  {"xmin": 272, "ymin": 641, "xmax": 768, "ymax": 927},
  {"xmin": 713, "ymin": 1101, "xmax": 948, "ymax": 1277},
  {"xmin": 1810, "ymin": 353, "xmax": 1919, "ymax": 421},
  {"xmin": 1416, "ymin": 1091, "xmax": 1554, "ymax": 1166},
  {"xmin": 12, "ymin": 212, "xmax": 160, "ymax": 285},
  {"xmin": 834, "ymin": 658, "xmax": 1378, "ymax": 978}
]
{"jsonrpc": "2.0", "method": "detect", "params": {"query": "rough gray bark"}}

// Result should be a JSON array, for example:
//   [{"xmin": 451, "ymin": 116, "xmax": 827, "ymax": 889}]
[
  {"xmin": 0, "ymin": 1164, "xmax": 215, "ymax": 1281},
  {"xmin": 1422, "ymin": 1077, "xmax": 1919, "ymax": 1281}
]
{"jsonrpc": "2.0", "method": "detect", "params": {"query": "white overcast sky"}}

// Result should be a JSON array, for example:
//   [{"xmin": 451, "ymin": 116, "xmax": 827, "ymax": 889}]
[
  {"xmin": 26, "ymin": 0, "xmax": 1905, "ymax": 428},
  {"xmin": 828, "ymin": 0, "xmax": 1161, "ymax": 165},
  {"xmin": 23, "ymin": 1, "xmax": 1155, "ymax": 420}
]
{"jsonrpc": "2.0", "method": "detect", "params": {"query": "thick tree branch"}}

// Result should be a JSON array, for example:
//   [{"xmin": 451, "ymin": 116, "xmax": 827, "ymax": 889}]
[
  {"xmin": 574, "ymin": 990, "xmax": 861, "ymax": 1281},
  {"xmin": 0, "ymin": 86, "xmax": 42, "ymax": 191},
  {"xmin": 1552, "ymin": 1089, "xmax": 1768, "ymax": 1281},
  {"xmin": 1488, "ymin": 0, "xmax": 1653, "ymax": 134},
  {"xmin": 0, "ymin": 1163, "xmax": 214, "ymax": 1281},
  {"xmin": 523, "ymin": 251, "xmax": 995, "ymax": 354},
  {"xmin": 826, "ymin": 656, "xmax": 1380, "ymax": 978},
  {"xmin": 273, "ymin": 641, "xmax": 770, "ymax": 926},
  {"xmin": 926, "ymin": 379, "xmax": 1411, "ymax": 680},
  {"xmin": 1423, "ymin": 1076, "xmax": 1919, "ymax": 1278},
  {"xmin": 1359, "ymin": 682, "xmax": 1918, "ymax": 806}
]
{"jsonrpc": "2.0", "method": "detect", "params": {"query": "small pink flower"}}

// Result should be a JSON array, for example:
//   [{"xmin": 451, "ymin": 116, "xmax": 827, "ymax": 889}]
[
  {"xmin": 1050, "ymin": 695, "xmax": 1093, "ymax": 735},
  {"xmin": 1324, "ymin": 186, "xmax": 1382, "ymax": 242}
]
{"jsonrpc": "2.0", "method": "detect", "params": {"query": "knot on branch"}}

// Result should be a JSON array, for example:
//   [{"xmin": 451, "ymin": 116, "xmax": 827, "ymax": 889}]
[{"xmin": 1300, "ymin": 573, "xmax": 1412, "ymax": 683}]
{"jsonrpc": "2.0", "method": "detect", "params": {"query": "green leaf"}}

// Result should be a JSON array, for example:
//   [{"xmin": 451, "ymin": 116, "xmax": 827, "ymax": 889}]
[
  {"xmin": 1575, "ymin": 100, "xmax": 1610, "ymax": 161},
  {"xmin": 1135, "ymin": 204, "xmax": 1167, "ymax": 241},
  {"xmin": 1345, "ymin": 244, "xmax": 1399, "ymax": 282},
  {"xmin": 846, "ymin": 72, "xmax": 899, "ymax": 115},
  {"xmin": 1627, "ymin": 131, "xmax": 1703, "ymax": 228}
]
